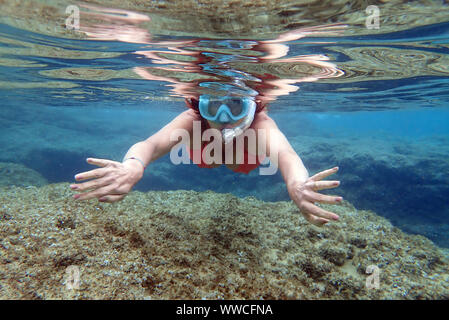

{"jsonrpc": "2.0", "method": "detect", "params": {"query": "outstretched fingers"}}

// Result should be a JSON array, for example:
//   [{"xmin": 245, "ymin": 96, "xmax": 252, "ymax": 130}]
[
  {"xmin": 85, "ymin": 157, "xmax": 116, "ymax": 167},
  {"xmin": 73, "ymin": 185, "xmax": 117, "ymax": 201},
  {"xmin": 300, "ymin": 201, "xmax": 340, "ymax": 221},
  {"xmin": 99, "ymin": 194, "xmax": 126, "ymax": 203},
  {"xmin": 301, "ymin": 211, "xmax": 330, "ymax": 226},
  {"xmin": 306, "ymin": 180, "xmax": 340, "ymax": 191},
  {"xmin": 71, "ymin": 176, "xmax": 111, "ymax": 191},
  {"xmin": 303, "ymin": 189, "xmax": 342, "ymax": 205},
  {"xmin": 74, "ymin": 167, "xmax": 108, "ymax": 182},
  {"xmin": 309, "ymin": 166, "xmax": 339, "ymax": 182}
]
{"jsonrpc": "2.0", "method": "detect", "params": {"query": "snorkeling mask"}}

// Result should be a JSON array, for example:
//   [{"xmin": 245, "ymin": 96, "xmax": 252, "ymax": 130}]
[{"xmin": 199, "ymin": 95, "xmax": 257, "ymax": 144}]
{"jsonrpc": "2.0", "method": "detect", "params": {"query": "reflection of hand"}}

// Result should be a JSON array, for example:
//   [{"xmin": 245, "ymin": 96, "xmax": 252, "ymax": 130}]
[
  {"xmin": 262, "ymin": 24, "xmax": 347, "ymax": 44},
  {"xmin": 78, "ymin": 4, "xmax": 151, "ymax": 43},
  {"xmin": 287, "ymin": 166, "xmax": 342, "ymax": 226},
  {"xmin": 81, "ymin": 24, "xmax": 151, "ymax": 43},
  {"xmin": 70, "ymin": 158, "xmax": 144, "ymax": 203}
]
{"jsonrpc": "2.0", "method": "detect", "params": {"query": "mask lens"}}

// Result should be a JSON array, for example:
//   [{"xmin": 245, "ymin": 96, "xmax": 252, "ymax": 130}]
[
  {"xmin": 201, "ymin": 96, "xmax": 248, "ymax": 121},
  {"xmin": 207, "ymin": 100, "xmax": 222, "ymax": 117},
  {"xmin": 227, "ymin": 99, "xmax": 244, "ymax": 116}
]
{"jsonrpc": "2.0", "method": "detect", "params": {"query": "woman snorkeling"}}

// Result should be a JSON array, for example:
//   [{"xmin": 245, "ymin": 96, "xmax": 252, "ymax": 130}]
[
  {"xmin": 71, "ymin": 93, "xmax": 343, "ymax": 226},
  {"xmin": 71, "ymin": 11, "xmax": 344, "ymax": 226}
]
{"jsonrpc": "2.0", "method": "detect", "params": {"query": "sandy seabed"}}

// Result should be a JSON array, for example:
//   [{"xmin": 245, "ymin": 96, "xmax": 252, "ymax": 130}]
[{"xmin": 0, "ymin": 183, "xmax": 448, "ymax": 300}]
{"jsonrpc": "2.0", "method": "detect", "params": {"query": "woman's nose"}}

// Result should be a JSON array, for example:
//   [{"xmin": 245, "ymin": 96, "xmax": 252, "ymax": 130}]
[{"xmin": 218, "ymin": 111, "xmax": 231, "ymax": 123}]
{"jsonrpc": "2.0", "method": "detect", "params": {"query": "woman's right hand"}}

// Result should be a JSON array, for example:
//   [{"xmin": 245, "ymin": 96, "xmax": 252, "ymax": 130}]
[{"xmin": 70, "ymin": 158, "xmax": 144, "ymax": 203}]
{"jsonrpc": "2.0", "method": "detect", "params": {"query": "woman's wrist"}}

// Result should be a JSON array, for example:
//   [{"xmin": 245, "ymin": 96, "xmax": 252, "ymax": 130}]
[
  {"xmin": 286, "ymin": 168, "xmax": 309, "ymax": 186},
  {"xmin": 123, "ymin": 156, "xmax": 146, "ymax": 169},
  {"xmin": 122, "ymin": 157, "xmax": 145, "ymax": 178},
  {"xmin": 287, "ymin": 179, "xmax": 304, "ymax": 191}
]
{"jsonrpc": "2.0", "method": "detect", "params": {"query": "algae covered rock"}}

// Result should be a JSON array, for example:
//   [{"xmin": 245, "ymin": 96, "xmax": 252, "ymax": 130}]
[
  {"xmin": 0, "ymin": 183, "xmax": 448, "ymax": 299},
  {"xmin": 318, "ymin": 241, "xmax": 350, "ymax": 266},
  {"xmin": 0, "ymin": 162, "xmax": 48, "ymax": 187}
]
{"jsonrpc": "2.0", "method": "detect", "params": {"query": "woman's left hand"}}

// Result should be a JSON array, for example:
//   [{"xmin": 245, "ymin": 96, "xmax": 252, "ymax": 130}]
[{"xmin": 287, "ymin": 166, "xmax": 343, "ymax": 226}]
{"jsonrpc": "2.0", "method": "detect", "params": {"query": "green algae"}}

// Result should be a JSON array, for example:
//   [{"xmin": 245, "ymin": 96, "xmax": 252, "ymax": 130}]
[{"xmin": 0, "ymin": 183, "xmax": 447, "ymax": 299}]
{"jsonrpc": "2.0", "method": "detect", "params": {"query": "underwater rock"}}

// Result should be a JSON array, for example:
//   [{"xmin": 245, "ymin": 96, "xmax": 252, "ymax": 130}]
[
  {"xmin": 0, "ymin": 162, "xmax": 47, "ymax": 187},
  {"xmin": 288, "ymin": 134, "xmax": 449, "ymax": 248},
  {"xmin": 318, "ymin": 241, "xmax": 349, "ymax": 266},
  {"xmin": 0, "ymin": 183, "xmax": 448, "ymax": 299}
]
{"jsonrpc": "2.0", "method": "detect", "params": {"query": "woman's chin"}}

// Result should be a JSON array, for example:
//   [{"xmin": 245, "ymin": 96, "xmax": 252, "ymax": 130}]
[
  {"xmin": 208, "ymin": 120, "xmax": 240, "ymax": 130},
  {"xmin": 210, "ymin": 123, "xmax": 233, "ymax": 130}
]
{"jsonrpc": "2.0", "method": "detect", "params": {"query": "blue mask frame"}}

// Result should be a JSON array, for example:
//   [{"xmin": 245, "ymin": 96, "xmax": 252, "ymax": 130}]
[{"xmin": 199, "ymin": 95, "xmax": 253, "ymax": 124}]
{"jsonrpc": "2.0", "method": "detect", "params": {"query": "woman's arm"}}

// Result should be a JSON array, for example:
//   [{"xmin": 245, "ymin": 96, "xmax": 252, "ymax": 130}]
[
  {"xmin": 251, "ymin": 112, "xmax": 307, "ymax": 184},
  {"xmin": 71, "ymin": 109, "xmax": 199, "ymax": 202},
  {"xmin": 252, "ymin": 112, "xmax": 342, "ymax": 226},
  {"xmin": 123, "ymin": 108, "xmax": 199, "ymax": 170}
]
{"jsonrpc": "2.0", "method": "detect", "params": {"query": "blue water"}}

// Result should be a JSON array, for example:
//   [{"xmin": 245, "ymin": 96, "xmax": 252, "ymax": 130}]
[{"xmin": 1, "ymin": 9, "xmax": 449, "ymax": 249}]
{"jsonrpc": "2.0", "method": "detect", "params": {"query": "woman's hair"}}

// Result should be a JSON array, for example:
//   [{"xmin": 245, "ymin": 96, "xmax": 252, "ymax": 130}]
[{"xmin": 184, "ymin": 97, "xmax": 200, "ymax": 113}]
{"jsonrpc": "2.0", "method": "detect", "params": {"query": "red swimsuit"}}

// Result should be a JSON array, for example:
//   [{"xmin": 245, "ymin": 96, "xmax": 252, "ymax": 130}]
[{"xmin": 186, "ymin": 141, "xmax": 264, "ymax": 174}]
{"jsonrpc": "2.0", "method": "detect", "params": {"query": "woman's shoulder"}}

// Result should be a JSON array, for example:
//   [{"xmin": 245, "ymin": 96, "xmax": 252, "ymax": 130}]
[
  {"xmin": 181, "ymin": 108, "xmax": 202, "ymax": 121},
  {"xmin": 251, "ymin": 109, "xmax": 277, "ymax": 130}
]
